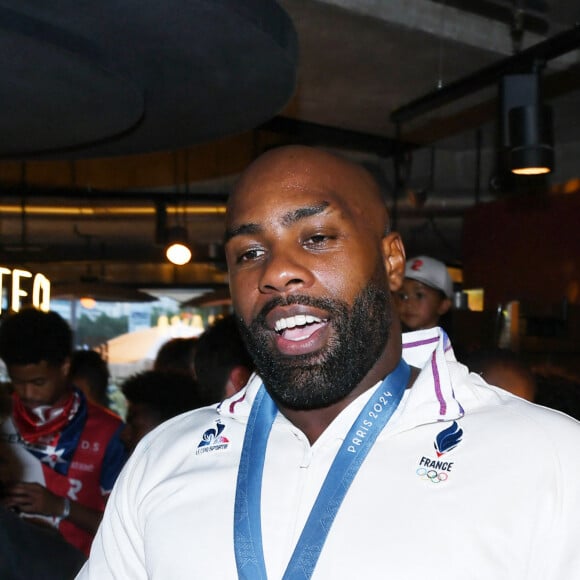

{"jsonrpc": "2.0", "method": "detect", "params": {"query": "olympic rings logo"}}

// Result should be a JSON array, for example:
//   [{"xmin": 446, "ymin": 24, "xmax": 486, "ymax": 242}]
[{"xmin": 416, "ymin": 467, "xmax": 449, "ymax": 483}]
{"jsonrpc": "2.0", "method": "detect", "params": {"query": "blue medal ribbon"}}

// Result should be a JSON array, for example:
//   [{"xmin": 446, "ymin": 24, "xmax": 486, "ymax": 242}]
[{"xmin": 234, "ymin": 358, "xmax": 410, "ymax": 579}]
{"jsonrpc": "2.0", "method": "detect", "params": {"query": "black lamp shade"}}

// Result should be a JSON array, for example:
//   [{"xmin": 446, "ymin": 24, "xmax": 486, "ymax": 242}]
[
  {"xmin": 509, "ymin": 104, "xmax": 554, "ymax": 173},
  {"xmin": 166, "ymin": 226, "xmax": 189, "ymax": 245},
  {"xmin": 501, "ymin": 72, "xmax": 554, "ymax": 175}
]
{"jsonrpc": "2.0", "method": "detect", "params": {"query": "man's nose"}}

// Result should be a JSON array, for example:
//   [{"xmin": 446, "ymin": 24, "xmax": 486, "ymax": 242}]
[{"xmin": 258, "ymin": 249, "xmax": 314, "ymax": 294}]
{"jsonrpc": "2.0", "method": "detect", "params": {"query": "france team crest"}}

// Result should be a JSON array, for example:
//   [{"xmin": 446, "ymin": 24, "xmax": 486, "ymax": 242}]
[
  {"xmin": 434, "ymin": 421, "xmax": 463, "ymax": 457},
  {"xmin": 416, "ymin": 421, "xmax": 464, "ymax": 484}
]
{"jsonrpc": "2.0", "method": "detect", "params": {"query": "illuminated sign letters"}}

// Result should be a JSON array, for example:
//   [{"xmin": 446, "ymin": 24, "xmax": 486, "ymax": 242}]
[{"xmin": 0, "ymin": 267, "xmax": 51, "ymax": 313}]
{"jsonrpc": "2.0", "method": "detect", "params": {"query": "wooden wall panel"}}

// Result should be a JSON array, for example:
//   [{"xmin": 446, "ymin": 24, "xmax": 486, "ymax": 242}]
[{"xmin": 462, "ymin": 193, "xmax": 580, "ymax": 309}]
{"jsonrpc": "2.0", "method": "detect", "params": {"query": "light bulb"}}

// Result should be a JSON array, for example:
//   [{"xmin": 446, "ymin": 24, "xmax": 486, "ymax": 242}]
[
  {"xmin": 166, "ymin": 242, "xmax": 192, "ymax": 265},
  {"xmin": 511, "ymin": 166, "xmax": 551, "ymax": 175},
  {"xmin": 80, "ymin": 296, "xmax": 97, "ymax": 309}
]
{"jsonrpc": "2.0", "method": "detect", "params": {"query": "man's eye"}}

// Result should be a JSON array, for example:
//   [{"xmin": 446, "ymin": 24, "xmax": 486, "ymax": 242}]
[
  {"xmin": 304, "ymin": 234, "xmax": 333, "ymax": 247},
  {"xmin": 237, "ymin": 247, "xmax": 265, "ymax": 263}
]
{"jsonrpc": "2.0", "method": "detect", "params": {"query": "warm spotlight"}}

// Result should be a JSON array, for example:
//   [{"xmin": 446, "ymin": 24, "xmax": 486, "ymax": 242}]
[{"xmin": 165, "ymin": 226, "xmax": 192, "ymax": 266}]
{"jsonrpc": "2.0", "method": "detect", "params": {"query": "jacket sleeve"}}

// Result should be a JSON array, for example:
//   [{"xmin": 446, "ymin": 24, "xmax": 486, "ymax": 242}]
[{"xmin": 99, "ymin": 423, "xmax": 128, "ymax": 495}]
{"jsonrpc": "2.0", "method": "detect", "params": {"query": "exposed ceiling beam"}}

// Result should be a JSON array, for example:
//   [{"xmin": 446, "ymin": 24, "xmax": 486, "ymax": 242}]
[
  {"xmin": 315, "ymin": 0, "xmax": 550, "ymax": 55},
  {"xmin": 391, "ymin": 24, "xmax": 580, "ymax": 125},
  {"xmin": 0, "ymin": 186, "xmax": 229, "ymax": 204}
]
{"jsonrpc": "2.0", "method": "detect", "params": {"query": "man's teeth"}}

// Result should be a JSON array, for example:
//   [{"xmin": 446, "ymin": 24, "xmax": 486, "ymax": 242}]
[{"xmin": 274, "ymin": 314, "xmax": 323, "ymax": 332}]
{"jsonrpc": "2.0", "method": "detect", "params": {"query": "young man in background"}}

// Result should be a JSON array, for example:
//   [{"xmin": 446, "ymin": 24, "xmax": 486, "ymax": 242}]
[{"xmin": 0, "ymin": 308, "xmax": 127, "ymax": 555}]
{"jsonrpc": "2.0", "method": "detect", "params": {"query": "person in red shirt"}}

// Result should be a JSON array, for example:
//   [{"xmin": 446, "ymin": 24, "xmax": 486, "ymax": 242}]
[{"xmin": 0, "ymin": 308, "xmax": 127, "ymax": 555}]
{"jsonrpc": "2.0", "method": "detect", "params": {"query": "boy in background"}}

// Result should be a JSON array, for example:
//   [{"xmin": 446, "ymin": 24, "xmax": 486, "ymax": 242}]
[{"xmin": 395, "ymin": 255, "xmax": 453, "ymax": 331}]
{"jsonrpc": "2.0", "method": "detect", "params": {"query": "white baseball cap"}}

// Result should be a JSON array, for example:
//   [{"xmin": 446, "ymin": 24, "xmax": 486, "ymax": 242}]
[{"xmin": 404, "ymin": 256, "xmax": 453, "ymax": 299}]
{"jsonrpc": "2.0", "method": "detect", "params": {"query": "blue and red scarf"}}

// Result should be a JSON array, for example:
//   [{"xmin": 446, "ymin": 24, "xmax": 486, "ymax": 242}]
[{"xmin": 12, "ymin": 389, "xmax": 88, "ymax": 475}]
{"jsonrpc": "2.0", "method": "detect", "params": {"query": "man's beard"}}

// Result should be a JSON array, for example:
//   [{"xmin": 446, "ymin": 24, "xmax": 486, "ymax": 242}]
[{"xmin": 237, "ymin": 269, "xmax": 393, "ymax": 410}]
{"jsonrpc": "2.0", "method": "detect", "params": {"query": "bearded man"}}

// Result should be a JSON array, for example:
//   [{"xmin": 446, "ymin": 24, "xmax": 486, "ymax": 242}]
[{"xmin": 79, "ymin": 146, "xmax": 580, "ymax": 579}]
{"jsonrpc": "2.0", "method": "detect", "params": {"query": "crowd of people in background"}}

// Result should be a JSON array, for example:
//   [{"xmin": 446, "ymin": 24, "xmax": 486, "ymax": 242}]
[{"xmin": 0, "ymin": 307, "xmax": 254, "ymax": 578}]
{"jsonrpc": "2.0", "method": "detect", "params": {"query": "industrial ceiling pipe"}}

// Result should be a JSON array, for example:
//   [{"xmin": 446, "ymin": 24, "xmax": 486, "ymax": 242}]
[{"xmin": 390, "ymin": 25, "xmax": 580, "ymax": 125}]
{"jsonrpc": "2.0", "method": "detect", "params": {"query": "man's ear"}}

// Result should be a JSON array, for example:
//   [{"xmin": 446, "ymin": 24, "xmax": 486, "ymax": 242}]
[
  {"xmin": 382, "ymin": 232, "xmax": 406, "ymax": 292},
  {"xmin": 61, "ymin": 357, "xmax": 71, "ymax": 379}
]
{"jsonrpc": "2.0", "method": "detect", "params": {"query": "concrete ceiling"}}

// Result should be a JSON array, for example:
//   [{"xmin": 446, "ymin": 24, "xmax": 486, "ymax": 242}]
[{"xmin": 1, "ymin": 0, "xmax": 580, "ymax": 303}]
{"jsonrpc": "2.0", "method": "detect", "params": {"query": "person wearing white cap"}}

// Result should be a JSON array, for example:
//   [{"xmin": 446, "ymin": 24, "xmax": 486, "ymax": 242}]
[{"xmin": 395, "ymin": 255, "xmax": 453, "ymax": 331}]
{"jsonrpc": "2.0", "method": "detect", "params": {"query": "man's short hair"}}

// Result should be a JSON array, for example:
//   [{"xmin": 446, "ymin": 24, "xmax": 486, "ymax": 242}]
[
  {"xmin": 194, "ymin": 315, "xmax": 254, "ymax": 405},
  {"xmin": 0, "ymin": 308, "xmax": 72, "ymax": 367},
  {"xmin": 153, "ymin": 337, "xmax": 197, "ymax": 376},
  {"xmin": 121, "ymin": 370, "xmax": 202, "ymax": 423},
  {"xmin": 69, "ymin": 349, "xmax": 110, "ymax": 406}
]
